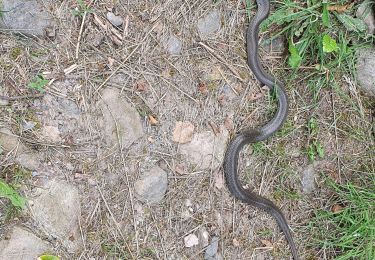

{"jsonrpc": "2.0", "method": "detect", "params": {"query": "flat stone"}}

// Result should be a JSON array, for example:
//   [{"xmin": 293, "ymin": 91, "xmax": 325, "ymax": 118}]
[
  {"xmin": 99, "ymin": 88, "xmax": 144, "ymax": 147},
  {"xmin": 16, "ymin": 152, "xmax": 41, "ymax": 171},
  {"xmin": 301, "ymin": 164, "xmax": 316, "ymax": 194},
  {"xmin": 204, "ymin": 236, "xmax": 219, "ymax": 259},
  {"xmin": 0, "ymin": 226, "xmax": 52, "ymax": 260},
  {"xmin": 356, "ymin": 1, "xmax": 375, "ymax": 35},
  {"xmin": 197, "ymin": 11, "xmax": 221, "ymax": 37},
  {"xmin": 106, "ymin": 12, "xmax": 123, "ymax": 27},
  {"xmin": 0, "ymin": 0, "xmax": 53, "ymax": 36},
  {"xmin": 28, "ymin": 179, "xmax": 82, "ymax": 253},
  {"xmin": 163, "ymin": 35, "xmax": 182, "ymax": 55},
  {"xmin": 356, "ymin": 48, "xmax": 375, "ymax": 97},
  {"xmin": 180, "ymin": 127, "xmax": 229, "ymax": 170},
  {"xmin": 134, "ymin": 166, "xmax": 168, "ymax": 204}
]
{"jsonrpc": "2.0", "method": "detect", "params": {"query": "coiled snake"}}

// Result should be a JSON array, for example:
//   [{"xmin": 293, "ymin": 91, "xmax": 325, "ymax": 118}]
[{"xmin": 223, "ymin": 1, "xmax": 299, "ymax": 259}]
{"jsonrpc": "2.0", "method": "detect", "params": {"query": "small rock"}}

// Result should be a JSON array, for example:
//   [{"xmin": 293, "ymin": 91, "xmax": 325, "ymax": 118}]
[
  {"xmin": 0, "ymin": 0, "xmax": 54, "ymax": 36},
  {"xmin": 29, "ymin": 179, "xmax": 82, "ymax": 253},
  {"xmin": 356, "ymin": 1, "xmax": 375, "ymax": 35},
  {"xmin": 163, "ymin": 35, "xmax": 183, "ymax": 55},
  {"xmin": 134, "ymin": 166, "xmax": 168, "ymax": 204},
  {"xmin": 184, "ymin": 233, "xmax": 199, "ymax": 248},
  {"xmin": 0, "ymin": 226, "xmax": 52, "ymax": 259},
  {"xmin": 16, "ymin": 152, "xmax": 41, "ymax": 171},
  {"xmin": 204, "ymin": 236, "xmax": 219, "ymax": 259},
  {"xmin": 262, "ymin": 36, "xmax": 286, "ymax": 53},
  {"xmin": 98, "ymin": 88, "xmax": 144, "ymax": 147},
  {"xmin": 106, "ymin": 12, "xmax": 123, "ymax": 27},
  {"xmin": 356, "ymin": 48, "xmax": 375, "ymax": 97},
  {"xmin": 301, "ymin": 164, "xmax": 316, "ymax": 194},
  {"xmin": 198, "ymin": 228, "xmax": 210, "ymax": 248},
  {"xmin": 197, "ymin": 11, "xmax": 221, "ymax": 37},
  {"xmin": 172, "ymin": 121, "xmax": 195, "ymax": 144},
  {"xmin": 180, "ymin": 126, "xmax": 229, "ymax": 170}
]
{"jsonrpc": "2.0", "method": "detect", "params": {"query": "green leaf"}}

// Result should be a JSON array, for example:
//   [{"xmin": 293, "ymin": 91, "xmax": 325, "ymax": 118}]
[
  {"xmin": 322, "ymin": 2, "xmax": 330, "ymax": 27},
  {"xmin": 0, "ymin": 180, "xmax": 26, "ymax": 208},
  {"xmin": 315, "ymin": 142, "xmax": 325, "ymax": 158},
  {"xmin": 335, "ymin": 13, "xmax": 367, "ymax": 33},
  {"xmin": 28, "ymin": 75, "xmax": 48, "ymax": 93},
  {"xmin": 288, "ymin": 41, "xmax": 302, "ymax": 69},
  {"xmin": 38, "ymin": 255, "xmax": 60, "ymax": 260},
  {"xmin": 322, "ymin": 34, "xmax": 337, "ymax": 53}
]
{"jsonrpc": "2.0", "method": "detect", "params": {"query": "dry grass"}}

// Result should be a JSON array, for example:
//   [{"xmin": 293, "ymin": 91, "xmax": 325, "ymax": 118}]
[{"xmin": 0, "ymin": 0, "xmax": 374, "ymax": 259}]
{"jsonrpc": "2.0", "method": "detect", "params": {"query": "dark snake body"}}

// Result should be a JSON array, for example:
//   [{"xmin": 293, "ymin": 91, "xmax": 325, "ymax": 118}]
[{"xmin": 223, "ymin": 1, "xmax": 299, "ymax": 259}]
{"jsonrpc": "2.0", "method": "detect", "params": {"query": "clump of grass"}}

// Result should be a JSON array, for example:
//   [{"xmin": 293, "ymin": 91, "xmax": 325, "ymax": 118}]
[
  {"xmin": 260, "ymin": 0, "xmax": 374, "ymax": 97},
  {"xmin": 308, "ymin": 179, "xmax": 375, "ymax": 259}
]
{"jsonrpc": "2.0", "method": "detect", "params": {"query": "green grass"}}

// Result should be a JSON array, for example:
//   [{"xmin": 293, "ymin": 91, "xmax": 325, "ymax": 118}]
[{"xmin": 308, "ymin": 179, "xmax": 375, "ymax": 259}]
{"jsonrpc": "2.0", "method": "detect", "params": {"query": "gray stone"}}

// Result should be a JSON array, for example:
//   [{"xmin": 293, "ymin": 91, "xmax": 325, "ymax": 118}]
[
  {"xmin": 134, "ymin": 166, "xmax": 168, "ymax": 204},
  {"xmin": 106, "ymin": 12, "xmax": 123, "ymax": 27},
  {"xmin": 0, "ymin": 226, "xmax": 52, "ymax": 260},
  {"xmin": 180, "ymin": 127, "xmax": 229, "ymax": 170},
  {"xmin": 16, "ymin": 152, "xmax": 41, "ymax": 171},
  {"xmin": 197, "ymin": 11, "xmax": 221, "ymax": 37},
  {"xmin": 163, "ymin": 35, "xmax": 182, "ymax": 55},
  {"xmin": 99, "ymin": 88, "xmax": 144, "ymax": 147},
  {"xmin": 0, "ymin": 0, "xmax": 53, "ymax": 36},
  {"xmin": 204, "ymin": 236, "xmax": 219, "ymax": 259},
  {"xmin": 356, "ymin": 1, "xmax": 375, "ymax": 35},
  {"xmin": 29, "ymin": 179, "xmax": 82, "ymax": 253},
  {"xmin": 356, "ymin": 48, "xmax": 375, "ymax": 97},
  {"xmin": 301, "ymin": 164, "xmax": 316, "ymax": 194}
]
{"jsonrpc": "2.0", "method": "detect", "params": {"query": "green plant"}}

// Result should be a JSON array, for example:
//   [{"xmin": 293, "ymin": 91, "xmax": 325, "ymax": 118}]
[
  {"xmin": 259, "ymin": 0, "xmax": 373, "ymax": 93},
  {"xmin": 72, "ymin": 0, "xmax": 94, "ymax": 17},
  {"xmin": 307, "ymin": 117, "xmax": 325, "ymax": 161},
  {"xmin": 28, "ymin": 75, "xmax": 48, "ymax": 93},
  {"xmin": 0, "ymin": 180, "xmax": 26, "ymax": 208},
  {"xmin": 308, "ymin": 180, "xmax": 375, "ymax": 259}
]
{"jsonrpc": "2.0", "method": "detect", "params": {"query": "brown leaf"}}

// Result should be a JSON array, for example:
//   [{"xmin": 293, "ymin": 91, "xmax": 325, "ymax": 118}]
[
  {"xmin": 327, "ymin": 4, "xmax": 353, "ymax": 13},
  {"xmin": 173, "ymin": 164, "xmax": 185, "ymax": 175},
  {"xmin": 247, "ymin": 92, "xmax": 264, "ymax": 101},
  {"xmin": 148, "ymin": 115, "xmax": 158, "ymax": 125},
  {"xmin": 134, "ymin": 79, "xmax": 148, "ymax": 92},
  {"xmin": 172, "ymin": 121, "xmax": 195, "ymax": 143},
  {"xmin": 224, "ymin": 116, "xmax": 234, "ymax": 131},
  {"xmin": 331, "ymin": 204, "xmax": 343, "ymax": 213},
  {"xmin": 217, "ymin": 94, "xmax": 226, "ymax": 106},
  {"xmin": 198, "ymin": 82, "xmax": 209, "ymax": 95},
  {"xmin": 208, "ymin": 121, "xmax": 220, "ymax": 135}
]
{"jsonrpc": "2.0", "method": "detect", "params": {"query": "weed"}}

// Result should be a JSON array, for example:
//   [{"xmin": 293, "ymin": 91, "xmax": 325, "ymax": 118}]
[
  {"xmin": 308, "ymin": 179, "xmax": 375, "ymax": 259},
  {"xmin": 72, "ymin": 0, "xmax": 94, "ymax": 17},
  {"xmin": 28, "ymin": 75, "xmax": 48, "ymax": 93},
  {"xmin": 306, "ymin": 117, "xmax": 325, "ymax": 161},
  {"xmin": 0, "ymin": 180, "xmax": 26, "ymax": 208}
]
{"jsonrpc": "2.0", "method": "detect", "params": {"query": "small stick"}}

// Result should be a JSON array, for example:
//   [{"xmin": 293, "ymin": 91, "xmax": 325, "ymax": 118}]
[
  {"xmin": 0, "ymin": 94, "xmax": 44, "ymax": 101},
  {"xmin": 75, "ymin": 12, "xmax": 87, "ymax": 60}
]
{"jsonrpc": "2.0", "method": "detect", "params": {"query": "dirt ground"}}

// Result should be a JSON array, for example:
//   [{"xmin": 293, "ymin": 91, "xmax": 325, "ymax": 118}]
[{"xmin": 0, "ymin": 1, "xmax": 374, "ymax": 259}]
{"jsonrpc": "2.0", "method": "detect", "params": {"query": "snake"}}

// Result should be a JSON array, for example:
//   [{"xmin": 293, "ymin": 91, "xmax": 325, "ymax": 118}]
[{"xmin": 223, "ymin": 0, "xmax": 299, "ymax": 259}]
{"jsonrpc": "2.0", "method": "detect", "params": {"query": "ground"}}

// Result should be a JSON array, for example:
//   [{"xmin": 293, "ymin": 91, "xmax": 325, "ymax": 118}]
[{"xmin": 0, "ymin": 1, "xmax": 374, "ymax": 260}]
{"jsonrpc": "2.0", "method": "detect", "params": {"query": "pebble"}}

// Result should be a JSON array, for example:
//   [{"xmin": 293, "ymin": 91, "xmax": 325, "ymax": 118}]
[
  {"xmin": 134, "ymin": 166, "xmax": 168, "ymax": 204},
  {"xmin": 204, "ymin": 236, "xmax": 219, "ymax": 259},
  {"xmin": 301, "ymin": 164, "xmax": 316, "ymax": 194},
  {"xmin": 356, "ymin": 48, "xmax": 375, "ymax": 97},
  {"xmin": 197, "ymin": 10, "xmax": 221, "ymax": 37},
  {"xmin": 107, "ymin": 12, "xmax": 123, "ymax": 27},
  {"xmin": 163, "ymin": 35, "xmax": 183, "ymax": 55},
  {"xmin": 184, "ymin": 233, "xmax": 199, "ymax": 248}
]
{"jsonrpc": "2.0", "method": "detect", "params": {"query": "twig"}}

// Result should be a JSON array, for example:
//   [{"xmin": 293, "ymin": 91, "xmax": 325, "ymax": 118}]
[
  {"xmin": 76, "ymin": 12, "xmax": 87, "ymax": 60},
  {"xmin": 0, "ymin": 94, "xmax": 44, "ymax": 101}
]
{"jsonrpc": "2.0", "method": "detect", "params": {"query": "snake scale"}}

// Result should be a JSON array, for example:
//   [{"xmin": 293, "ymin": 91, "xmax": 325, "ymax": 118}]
[{"xmin": 223, "ymin": 1, "xmax": 299, "ymax": 259}]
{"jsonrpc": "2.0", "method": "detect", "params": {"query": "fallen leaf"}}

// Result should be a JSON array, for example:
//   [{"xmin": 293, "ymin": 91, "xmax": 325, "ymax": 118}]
[
  {"xmin": 261, "ymin": 239, "xmax": 273, "ymax": 248},
  {"xmin": 134, "ymin": 79, "xmax": 148, "ymax": 92},
  {"xmin": 198, "ymin": 82, "xmax": 209, "ymax": 95},
  {"xmin": 327, "ymin": 4, "xmax": 353, "ymax": 13},
  {"xmin": 148, "ymin": 115, "xmax": 158, "ymax": 125},
  {"xmin": 173, "ymin": 163, "xmax": 185, "ymax": 175},
  {"xmin": 331, "ymin": 204, "xmax": 343, "ymax": 213},
  {"xmin": 224, "ymin": 116, "xmax": 234, "ymax": 131},
  {"xmin": 184, "ymin": 234, "xmax": 199, "ymax": 248},
  {"xmin": 247, "ymin": 92, "xmax": 264, "ymax": 101},
  {"xmin": 217, "ymin": 94, "xmax": 226, "ymax": 106},
  {"xmin": 172, "ymin": 121, "xmax": 195, "ymax": 144}
]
